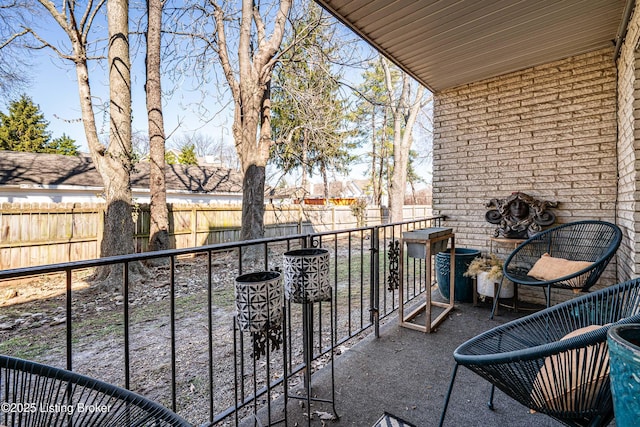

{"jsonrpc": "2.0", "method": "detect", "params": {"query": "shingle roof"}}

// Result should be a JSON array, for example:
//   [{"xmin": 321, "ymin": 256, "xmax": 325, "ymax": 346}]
[{"xmin": 0, "ymin": 151, "xmax": 243, "ymax": 194}]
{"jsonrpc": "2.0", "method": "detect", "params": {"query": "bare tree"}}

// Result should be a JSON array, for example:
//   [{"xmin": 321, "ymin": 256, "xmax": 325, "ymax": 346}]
[
  {"xmin": 3, "ymin": 1, "xmax": 138, "ymax": 266},
  {"xmin": 212, "ymin": 0, "xmax": 292, "ymax": 242},
  {"xmin": 146, "ymin": 0, "xmax": 169, "ymax": 252},
  {"xmin": 0, "ymin": 2, "xmax": 33, "ymax": 97},
  {"xmin": 381, "ymin": 58, "xmax": 429, "ymax": 222},
  {"xmin": 100, "ymin": 0, "xmax": 137, "ymax": 264}
]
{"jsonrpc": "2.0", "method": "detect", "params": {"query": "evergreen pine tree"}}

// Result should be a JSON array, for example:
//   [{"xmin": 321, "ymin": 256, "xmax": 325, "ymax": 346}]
[
  {"xmin": 0, "ymin": 95, "xmax": 79, "ymax": 155},
  {"xmin": 165, "ymin": 151, "xmax": 177, "ymax": 165},
  {"xmin": 46, "ymin": 133, "xmax": 80, "ymax": 156},
  {"xmin": 178, "ymin": 144, "xmax": 198, "ymax": 165},
  {"xmin": 0, "ymin": 95, "xmax": 51, "ymax": 152}
]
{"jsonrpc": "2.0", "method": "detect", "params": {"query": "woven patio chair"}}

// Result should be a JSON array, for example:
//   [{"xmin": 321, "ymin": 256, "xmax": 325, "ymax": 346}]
[
  {"xmin": 0, "ymin": 354, "xmax": 192, "ymax": 426},
  {"xmin": 491, "ymin": 220, "xmax": 622, "ymax": 318},
  {"xmin": 439, "ymin": 278, "xmax": 640, "ymax": 427}
]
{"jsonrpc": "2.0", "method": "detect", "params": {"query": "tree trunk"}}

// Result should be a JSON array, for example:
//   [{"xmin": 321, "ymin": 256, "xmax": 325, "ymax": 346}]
[
  {"xmin": 389, "ymin": 134, "xmax": 408, "ymax": 222},
  {"xmin": 241, "ymin": 164, "xmax": 266, "ymax": 241},
  {"xmin": 27, "ymin": 1, "xmax": 137, "ymax": 280},
  {"xmin": 237, "ymin": 89, "xmax": 271, "ymax": 242},
  {"xmin": 100, "ymin": 0, "xmax": 135, "ymax": 261},
  {"xmin": 146, "ymin": 0, "xmax": 169, "ymax": 252},
  {"xmin": 213, "ymin": 0, "xmax": 291, "ymax": 244},
  {"xmin": 383, "ymin": 60, "xmax": 425, "ymax": 223},
  {"xmin": 371, "ymin": 106, "xmax": 379, "ymax": 205},
  {"xmin": 321, "ymin": 162, "xmax": 329, "ymax": 204},
  {"xmin": 301, "ymin": 129, "xmax": 308, "ymax": 200}
]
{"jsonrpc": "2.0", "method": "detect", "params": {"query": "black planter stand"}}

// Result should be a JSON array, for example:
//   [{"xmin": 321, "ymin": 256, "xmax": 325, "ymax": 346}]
[
  {"xmin": 298, "ymin": 296, "xmax": 337, "ymax": 426},
  {"xmin": 283, "ymin": 248, "xmax": 338, "ymax": 426},
  {"xmin": 233, "ymin": 271, "xmax": 288, "ymax": 426}
]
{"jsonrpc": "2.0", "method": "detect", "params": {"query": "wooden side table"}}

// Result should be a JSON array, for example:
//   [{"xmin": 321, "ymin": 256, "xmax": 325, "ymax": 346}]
[
  {"xmin": 489, "ymin": 237, "xmax": 524, "ymax": 253},
  {"xmin": 488, "ymin": 237, "xmax": 525, "ymax": 313},
  {"xmin": 399, "ymin": 229, "xmax": 455, "ymax": 333}
]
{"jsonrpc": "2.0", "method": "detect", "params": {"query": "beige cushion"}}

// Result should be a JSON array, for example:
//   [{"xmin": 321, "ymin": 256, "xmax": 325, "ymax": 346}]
[
  {"xmin": 530, "ymin": 325, "xmax": 609, "ymax": 412},
  {"xmin": 528, "ymin": 253, "xmax": 592, "ymax": 289}
]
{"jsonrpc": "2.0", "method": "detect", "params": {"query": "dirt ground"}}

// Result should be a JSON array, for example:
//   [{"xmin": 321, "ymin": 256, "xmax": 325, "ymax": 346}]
[{"xmin": 0, "ymin": 250, "xmax": 375, "ymax": 426}]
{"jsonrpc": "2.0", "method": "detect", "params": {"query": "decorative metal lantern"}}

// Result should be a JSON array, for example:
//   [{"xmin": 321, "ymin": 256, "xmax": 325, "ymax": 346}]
[
  {"xmin": 234, "ymin": 271, "xmax": 283, "ymax": 358},
  {"xmin": 283, "ymin": 248, "xmax": 331, "ymax": 303}
]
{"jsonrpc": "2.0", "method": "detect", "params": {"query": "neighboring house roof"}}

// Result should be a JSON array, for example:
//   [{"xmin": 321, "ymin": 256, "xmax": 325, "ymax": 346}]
[
  {"xmin": 0, "ymin": 151, "xmax": 243, "ymax": 195},
  {"xmin": 311, "ymin": 180, "xmax": 366, "ymax": 199}
]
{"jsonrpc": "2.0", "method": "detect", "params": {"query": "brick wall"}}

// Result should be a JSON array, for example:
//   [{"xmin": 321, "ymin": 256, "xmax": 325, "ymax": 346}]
[
  {"xmin": 432, "ymin": 48, "xmax": 618, "ymax": 305},
  {"xmin": 616, "ymin": 3, "xmax": 640, "ymax": 282}
]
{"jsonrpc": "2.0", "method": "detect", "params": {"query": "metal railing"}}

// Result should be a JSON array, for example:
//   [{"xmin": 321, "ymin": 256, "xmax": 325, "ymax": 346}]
[{"xmin": 0, "ymin": 216, "xmax": 445, "ymax": 425}]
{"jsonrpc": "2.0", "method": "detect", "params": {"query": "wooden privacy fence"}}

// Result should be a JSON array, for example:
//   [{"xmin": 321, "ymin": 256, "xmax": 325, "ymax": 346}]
[{"xmin": 0, "ymin": 202, "xmax": 432, "ymax": 270}]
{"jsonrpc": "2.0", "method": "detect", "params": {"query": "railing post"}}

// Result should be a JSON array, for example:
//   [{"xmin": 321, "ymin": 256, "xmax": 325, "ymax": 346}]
[{"xmin": 370, "ymin": 226, "xmax": 380, "ymax": 338}]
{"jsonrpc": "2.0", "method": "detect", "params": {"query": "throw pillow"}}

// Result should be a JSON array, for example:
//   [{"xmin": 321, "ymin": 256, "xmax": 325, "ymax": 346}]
[
  {"xmin": 527, "ymin": 253, "xmax": 592, "ymax": 289},
  {"xmin": 530, "ymin": 325, "xmax": 609, "ymax": 412}
]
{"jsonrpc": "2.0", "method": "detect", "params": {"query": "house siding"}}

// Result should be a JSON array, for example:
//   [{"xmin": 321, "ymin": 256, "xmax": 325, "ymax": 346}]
[
  {"xmin": 616, "ymin": 2, "xmax": 640, "ymax": 282},
  {"xmin": 432, "ymin": 48, "xmax": 618, "ymax": 305}
]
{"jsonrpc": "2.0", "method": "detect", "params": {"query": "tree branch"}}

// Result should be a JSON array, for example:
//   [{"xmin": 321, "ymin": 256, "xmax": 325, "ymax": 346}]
[
  {"xmin": 24, "ymin": 27, "xmax": 75, "ymax": 60},
  {"xmin": 0, "ymin": 28, "xmax": 28, "ymax": 49},
  {"xmin": 255, "ymin": 0, "xmax": 291, "ymax": 78},
  {"xmin": 212, "ymin": 1, "xmax": 240, "ymax": 100}
]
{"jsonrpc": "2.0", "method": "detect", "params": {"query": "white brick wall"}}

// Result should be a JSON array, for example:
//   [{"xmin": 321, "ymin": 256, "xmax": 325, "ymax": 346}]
[
  {"xmin": 616, "ymin": 3, "xmax": 640, "ymax": 282},
  {"xmin": 432, "ymin": 48, "xmax": 619, "ymax": 305}
]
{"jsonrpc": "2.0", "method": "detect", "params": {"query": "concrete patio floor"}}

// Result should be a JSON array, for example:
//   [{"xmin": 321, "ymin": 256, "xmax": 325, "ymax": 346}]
[{"xmin": 249, "ymin": 293, "xmax": 605, "ymax": 427}]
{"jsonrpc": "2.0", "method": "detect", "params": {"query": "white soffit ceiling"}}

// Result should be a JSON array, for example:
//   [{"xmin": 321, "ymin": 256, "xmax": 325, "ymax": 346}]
[{"xmin": 315, "ymin": 0, "xmax": 630, "ymax": 93}]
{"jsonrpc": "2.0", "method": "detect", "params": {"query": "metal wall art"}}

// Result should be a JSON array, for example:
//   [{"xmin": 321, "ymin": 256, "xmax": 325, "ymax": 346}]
[
  {"xmin": 234, "ymin": 271, "xmax": 284, "ymax": 359},
  {"xmin": 283, "ymin": 248, "xmax": 331, "ymax": 303},
  {"xmin": 485, "ymin": 192, "xmax": 558, "ymax": 239},
  {"xmin": 387, "ymin": 240, "xmax": 400, "ymax": 291}
]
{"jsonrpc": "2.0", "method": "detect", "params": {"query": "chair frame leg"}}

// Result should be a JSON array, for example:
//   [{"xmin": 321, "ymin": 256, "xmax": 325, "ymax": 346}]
[
  {"xmin": 490, "ymin": 277, "xmax": 505, "ymax": 319},
  {"xmin": 439, "ymin": 364, "xmax": 459, "ymax": 427},
  {"xmin": 544, "ymin": 285, "xmax": 551, "ymax": 308},
  {"xmin": 487, "ymin": 385, "xmax": 495, "ymax": 410}
]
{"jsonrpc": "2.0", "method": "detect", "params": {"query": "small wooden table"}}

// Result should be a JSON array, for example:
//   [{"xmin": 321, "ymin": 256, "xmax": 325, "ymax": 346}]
[
  {"xmin": 489, "ymin": 237, "xmax": 525, "ymax": 252},
  {"xmin": 488, "ymin": 237, "xmax": 525, "ymax": 313},
  {"xmin": 399, "ymin": 229, "xmax": 455, "ymax": 333}
]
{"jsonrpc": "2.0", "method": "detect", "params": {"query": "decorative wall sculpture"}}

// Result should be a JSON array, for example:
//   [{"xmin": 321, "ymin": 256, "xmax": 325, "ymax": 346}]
[{"xmin": 485, "ymin": 192, "xmax": 558, "ymax": 239}]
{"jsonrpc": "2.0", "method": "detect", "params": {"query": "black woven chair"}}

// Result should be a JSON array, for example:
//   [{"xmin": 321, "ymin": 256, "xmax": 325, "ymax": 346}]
[
  {"xmin": 439, "ymin": 278, "xmax": 640, "ymax": 427},
  {"xmin": 491, "ymin": 220, "xmax": 622, "ymax": 318},
  {"xmin": 0, "ymin": 355, "xmax": 192, "ymax": 426}
]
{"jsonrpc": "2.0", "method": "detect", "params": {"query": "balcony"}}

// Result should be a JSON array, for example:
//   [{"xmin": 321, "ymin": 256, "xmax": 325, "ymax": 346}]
[
  {"xmin": 278, "ymin": 301, "xmax": 548, "ymax": 427},
  {"xmin": 0, "ymin": 216, "xmax": 581, "ymax": 426},
  {"xmin": 2, "ymin": 3, "xmax": 636, "ymax": 426}
]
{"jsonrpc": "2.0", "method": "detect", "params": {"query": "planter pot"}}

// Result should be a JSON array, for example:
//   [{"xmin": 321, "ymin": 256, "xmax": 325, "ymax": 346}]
[
  {"xmin": 403, "ymin": 227, "xmax": 452, "ymax": 258},
  {"xmin": 283, "ymin": 248, "xmax": 331, "ymax": 303},
  {"xmin": 607, "ymin": 324, "xmax": 640, "ymax": 427},
  {"xmin": 436, "ymin": 248, "xmax": 480, "ymax": 303},
  {"xmin": 234, "ymin": 271, "xmax": 283, "ymax": 332},
  {"xmin": 476, "ymin": 271, "xmax": 514, "ymax": 299}
]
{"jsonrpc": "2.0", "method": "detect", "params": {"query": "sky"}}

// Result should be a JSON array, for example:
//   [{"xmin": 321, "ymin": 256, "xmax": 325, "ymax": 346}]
[
  {"xmin": 4, "ymin": 3, "xmax": 433, "ymax": 187},
  {"xmin": 25, "ymin": 50, "xmax": 233, "ymax": 155}
]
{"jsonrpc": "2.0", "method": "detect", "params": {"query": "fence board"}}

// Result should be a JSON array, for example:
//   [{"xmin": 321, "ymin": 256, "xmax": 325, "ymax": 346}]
[{"xmin": 0, "ymin": 202, "xmax": 431, "ymax": 269}]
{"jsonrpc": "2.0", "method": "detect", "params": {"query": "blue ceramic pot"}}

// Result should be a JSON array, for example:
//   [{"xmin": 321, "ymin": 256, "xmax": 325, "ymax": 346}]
[
  {"xmin": 435, "ymin": 248, "xmax": 480, "ymax": 303},
  {"xmin": 607, "ymin": 323, "xmax": 640, "ymax": 427}
]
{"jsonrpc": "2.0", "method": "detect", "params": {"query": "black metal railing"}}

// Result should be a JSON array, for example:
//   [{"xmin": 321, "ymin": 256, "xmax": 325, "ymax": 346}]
[{"xmin": 0, "ymin": 216, "xmax": 444, "ymax": 425}]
